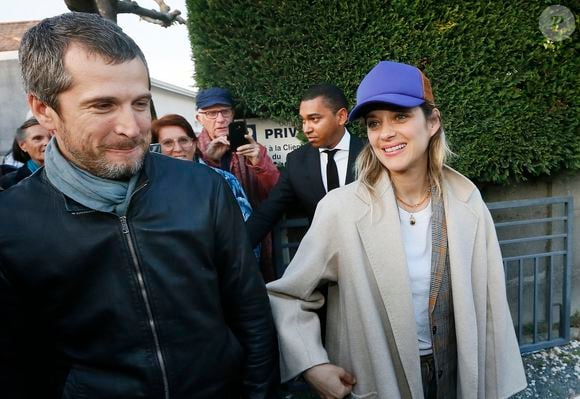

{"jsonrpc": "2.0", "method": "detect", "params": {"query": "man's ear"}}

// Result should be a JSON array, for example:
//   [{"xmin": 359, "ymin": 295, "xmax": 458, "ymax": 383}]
[
  {"xmin": 28, "ymin": 94, "xmax": 58, "ymax": 131},
  {"xmin": 336, "ymin": 107, "xmax": 349, "ymax": 126}
]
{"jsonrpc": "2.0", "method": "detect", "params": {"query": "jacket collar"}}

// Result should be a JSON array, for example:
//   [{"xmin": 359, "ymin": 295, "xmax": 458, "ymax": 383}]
[
  {"xmin": 442, "ymin": 168, "xmax": 479, "ymax": 396},
  {"xmin": 353, "ymin": 171, "xmax": 390, "ymax": 213},
  {"xmin": 354, "ymin": 173, "xmax": 423, "ymax": 395},
  {"xmin": 304, "ymin": 145, "xmax": 326, "ymax": 201},
  {"xmin": 441, "ymin": 166, "xmax": 478, "ymax": 203},
  {"xmin": 43, "ymin": 156, "xmax": 151, "ymax": 214},
  {"xmin": 346, "ymin": 135, "xmax": 365, "ymax": 184}
]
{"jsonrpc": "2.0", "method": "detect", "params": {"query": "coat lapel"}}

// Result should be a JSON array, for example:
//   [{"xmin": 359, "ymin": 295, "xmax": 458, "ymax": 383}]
[
  {"xmin": 444, "ymin": 182, "xmax": 479, "ymax": 398},
  {"xmin": 355, "ymin": 175, "xmax": 423, "ymax": 397},
  {"xmin": 346, "ymin": 135, "xmax": 364, "ymax": 184},
  {"xmin": 306, "ymin": 145, "xmax": 326, "ymax": 200}
]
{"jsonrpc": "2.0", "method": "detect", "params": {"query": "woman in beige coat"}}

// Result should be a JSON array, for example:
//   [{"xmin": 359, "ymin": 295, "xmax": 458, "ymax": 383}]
[{"xmin": 267, "ymin": 61, "xmax": 527, "ymax": 398}]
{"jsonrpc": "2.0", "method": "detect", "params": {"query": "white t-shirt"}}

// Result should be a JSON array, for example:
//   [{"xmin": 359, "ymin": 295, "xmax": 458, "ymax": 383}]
[{"xmin": 398, "ymin": 201, "xmax": 433, "ymax": 355}]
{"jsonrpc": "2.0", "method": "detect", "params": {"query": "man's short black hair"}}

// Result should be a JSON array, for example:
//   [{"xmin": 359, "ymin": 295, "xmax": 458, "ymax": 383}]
[{"xmin": 301, "ymin": 84, "xmax": 348, "ymax": 113}]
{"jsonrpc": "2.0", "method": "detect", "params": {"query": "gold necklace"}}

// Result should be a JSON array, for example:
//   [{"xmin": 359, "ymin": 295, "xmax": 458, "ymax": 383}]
[{"xmin": 396, "ymin": 189, "xmax": 431, "ymax": 225}]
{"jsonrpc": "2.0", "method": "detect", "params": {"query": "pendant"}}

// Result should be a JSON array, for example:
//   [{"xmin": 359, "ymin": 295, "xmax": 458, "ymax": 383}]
[{"xmin": 409, "ymin": 214, "xmax": 416, "ymax": 225}]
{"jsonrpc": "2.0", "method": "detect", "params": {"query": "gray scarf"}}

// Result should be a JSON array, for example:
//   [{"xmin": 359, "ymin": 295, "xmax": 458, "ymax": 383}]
[{"xmin": 44, "ymin": 139, "xmax": 139, "ymax": 215}]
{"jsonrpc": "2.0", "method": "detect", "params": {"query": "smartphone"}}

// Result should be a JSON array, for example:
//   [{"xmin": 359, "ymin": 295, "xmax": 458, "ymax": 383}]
[{"xmin": 228, "ymin": 120, "xmax": 250, "ymax": 151}]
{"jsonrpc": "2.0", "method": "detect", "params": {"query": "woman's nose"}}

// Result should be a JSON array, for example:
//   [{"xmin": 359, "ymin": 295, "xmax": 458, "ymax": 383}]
[
  {"xmin": 380, "ymin": 124, "xmax": 396, "ymax": 139},
  {"xmin": 173, "ymin": 142, "xmax": 184, "ymax": 151}
]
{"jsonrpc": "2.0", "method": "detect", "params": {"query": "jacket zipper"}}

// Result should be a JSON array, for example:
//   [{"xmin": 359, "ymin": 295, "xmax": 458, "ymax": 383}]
[{"xmin": 120, "ymin": 215, "xmax": 170, "ymax": 399}]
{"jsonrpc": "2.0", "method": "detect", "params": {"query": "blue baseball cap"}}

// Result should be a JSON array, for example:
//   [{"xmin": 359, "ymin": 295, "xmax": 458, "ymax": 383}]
[
  {"xmin": 196, "ymin": 87, "xmax": 233, "ymax": 109},
  {"xmin": 349, "ymin": 61, "xmax": 434, "ymax": 120}
]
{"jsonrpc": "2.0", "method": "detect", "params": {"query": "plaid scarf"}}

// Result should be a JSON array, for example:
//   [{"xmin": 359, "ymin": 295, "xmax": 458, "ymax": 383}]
[{"xmin": 429, "ymin": 187, "xmax": 457, "ymax": 398}]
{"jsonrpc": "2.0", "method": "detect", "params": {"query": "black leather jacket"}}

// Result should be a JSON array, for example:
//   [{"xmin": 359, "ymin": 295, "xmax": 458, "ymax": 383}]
[
  {"xmin": 0, "ymin": 153, "xmax": 277, "ymax": 398},
  {"xmin": 0, "ymin": 164, "xmax": 32, "ymax": 190}
]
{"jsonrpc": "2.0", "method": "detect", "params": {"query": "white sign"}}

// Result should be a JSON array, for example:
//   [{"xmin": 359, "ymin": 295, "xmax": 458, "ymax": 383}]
[{"xmin": 246, "ymin": 118, "xmax": 303, "ymax": 167}]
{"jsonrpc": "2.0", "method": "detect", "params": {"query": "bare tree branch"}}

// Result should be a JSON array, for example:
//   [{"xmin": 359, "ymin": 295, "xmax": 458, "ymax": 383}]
[
  {"xmin": 117, "ymin": 0, "xmax": 186, "ymax": 27},
  {"xmin": 152, "ymin": 0, "xmax": 170, "ymax": 14},
  {"xmin": 96, "ymin": 0, "xmax": 119, "ymax": 23},
  {"xmin": 64, "ymin": 0, "xmax": 186, "ymax": 27}
]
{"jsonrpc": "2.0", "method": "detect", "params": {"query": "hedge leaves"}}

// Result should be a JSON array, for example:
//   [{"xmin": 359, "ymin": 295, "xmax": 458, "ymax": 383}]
[{"xmin": 187, "ymin": 0, "xmax": 579, "ymax": 184}]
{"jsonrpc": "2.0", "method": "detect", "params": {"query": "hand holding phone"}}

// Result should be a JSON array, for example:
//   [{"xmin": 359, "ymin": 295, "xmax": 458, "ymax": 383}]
[{"xmin": 228, "ymin": 120, "xmax": 250, "ymax": 151}]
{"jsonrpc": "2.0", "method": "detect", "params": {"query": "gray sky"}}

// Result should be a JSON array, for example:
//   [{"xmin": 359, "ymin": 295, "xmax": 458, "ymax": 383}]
[{"xmin": 0, "ymin": 0, "xmax": 194, "ymax": 90}]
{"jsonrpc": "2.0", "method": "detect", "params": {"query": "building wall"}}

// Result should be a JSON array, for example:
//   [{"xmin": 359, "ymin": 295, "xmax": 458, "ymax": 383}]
[
  {"xmin": 150, "ymin": 78, "xmax": 199, "ymax": 132},
  {"xmin": 0, "ymin": 55, "xmax": 29, "ymax": 157}
]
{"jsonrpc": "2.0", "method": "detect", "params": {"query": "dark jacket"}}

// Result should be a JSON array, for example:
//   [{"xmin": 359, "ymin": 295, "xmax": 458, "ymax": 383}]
[
  {"xmin": 246, "ymin": 135, "xmax": 365, "ymax": 246},
  {"xmin": 0, "ymin": 153, "xmax": 277, "ymax": 399},
  {"xmin": 0, "ymin": 164, "xmax": 32, "ymax": 190}
]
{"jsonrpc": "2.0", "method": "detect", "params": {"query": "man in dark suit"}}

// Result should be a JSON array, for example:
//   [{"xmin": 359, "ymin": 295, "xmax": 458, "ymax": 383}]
[{"xmin": 247, "ymin": 84, "xmax": 365, "ymax": 247}]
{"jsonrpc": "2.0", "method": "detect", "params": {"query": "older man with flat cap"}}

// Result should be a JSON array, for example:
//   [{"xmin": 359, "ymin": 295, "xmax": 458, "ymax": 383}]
[
  {"xmin": 196, "ymin": 88, "xmax": 279, "ymax": 206},
  {"xmin": 196, "ymin": 87, "xmax": 279, "ymax": 281}
]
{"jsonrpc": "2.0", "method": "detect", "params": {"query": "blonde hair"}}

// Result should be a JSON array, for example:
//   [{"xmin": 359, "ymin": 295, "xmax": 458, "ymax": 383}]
[{"xmin": 355, "ymin": 103, "xmax": 452, "ymax": 197}]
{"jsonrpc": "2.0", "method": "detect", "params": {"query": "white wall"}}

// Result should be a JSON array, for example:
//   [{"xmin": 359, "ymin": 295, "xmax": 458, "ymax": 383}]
[
  {"xmin": 0, "ymin": 56, "xmax": 29, "ymax": 156},
  {"xmin": 150, "ymin": 78, "xmax": 200, "ymax": 133}
]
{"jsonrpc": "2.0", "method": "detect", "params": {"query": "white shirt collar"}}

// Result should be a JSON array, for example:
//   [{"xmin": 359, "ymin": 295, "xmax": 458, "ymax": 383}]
[{"xmin": 318, "ymin": 128, "xmax": 351, "ymax": 153}]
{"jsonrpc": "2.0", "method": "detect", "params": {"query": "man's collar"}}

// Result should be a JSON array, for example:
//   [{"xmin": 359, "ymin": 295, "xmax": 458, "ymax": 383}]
[{"xmin": 318, "ymin": 128, "xmax": 351, "ymax": 152}]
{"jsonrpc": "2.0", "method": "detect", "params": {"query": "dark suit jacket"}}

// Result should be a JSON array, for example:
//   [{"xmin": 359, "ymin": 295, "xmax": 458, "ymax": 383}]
[{"xmin": 246, "ymin": 134, "xmax": 365, "ymax": 246}]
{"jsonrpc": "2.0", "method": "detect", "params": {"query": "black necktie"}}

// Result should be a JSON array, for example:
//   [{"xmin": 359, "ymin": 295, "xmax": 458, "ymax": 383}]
[{"xmin": 324, "ymin": 149, "xmax": 339, "ymax": 192}]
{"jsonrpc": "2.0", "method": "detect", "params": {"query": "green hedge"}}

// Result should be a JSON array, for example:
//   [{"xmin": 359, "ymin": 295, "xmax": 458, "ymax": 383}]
[{"xmin": 186, "ymin": 0, "xmax": 579, "ymax": 185}]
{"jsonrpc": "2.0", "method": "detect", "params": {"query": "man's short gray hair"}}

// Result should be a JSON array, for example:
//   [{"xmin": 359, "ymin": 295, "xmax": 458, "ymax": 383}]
[{"xmin": 19, "ymin": 12, "xmax": 149, "ymax": 114}]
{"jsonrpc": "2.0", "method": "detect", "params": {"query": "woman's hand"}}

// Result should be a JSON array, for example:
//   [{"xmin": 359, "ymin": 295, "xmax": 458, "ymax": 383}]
[{"xmin": 303, "ymin": 363, "xmax": 356, "ymax": 399}]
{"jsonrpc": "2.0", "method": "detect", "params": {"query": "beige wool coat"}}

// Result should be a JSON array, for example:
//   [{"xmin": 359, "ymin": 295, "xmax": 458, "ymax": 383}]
[{"xmin": 267, "ymin": 167, "xmax": 527, "ymax": 398}]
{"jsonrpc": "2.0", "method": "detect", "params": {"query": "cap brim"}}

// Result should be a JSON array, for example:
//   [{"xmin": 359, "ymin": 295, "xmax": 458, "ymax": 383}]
[{"xmin": 349, "ymin": 94, "xmax": 425, "ymax": 120}]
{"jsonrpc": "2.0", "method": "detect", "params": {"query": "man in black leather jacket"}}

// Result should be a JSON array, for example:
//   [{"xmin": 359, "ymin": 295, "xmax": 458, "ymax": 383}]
[{"xmin": 0, "ymin": 13, "xmax": 276, "ymax": 399}]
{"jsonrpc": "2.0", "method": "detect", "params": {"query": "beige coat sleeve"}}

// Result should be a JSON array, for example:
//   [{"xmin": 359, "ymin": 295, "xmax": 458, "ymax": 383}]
[
  {"xmin": 482, "ymin": 205, "xmax": 527, "ymax": 398},
  {"xmin": 267, "ymin": 200, "xmax": 340, "ymax": 382}
]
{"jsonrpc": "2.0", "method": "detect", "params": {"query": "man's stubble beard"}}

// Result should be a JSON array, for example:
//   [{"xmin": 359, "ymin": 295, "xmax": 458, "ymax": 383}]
[
  {"xmin": 91, "ymin": 154, "xmax": 146, "ymax": 180},
  {"xmin": 57, "ymin": 129, "xmax": 150, "ymax": 181}
]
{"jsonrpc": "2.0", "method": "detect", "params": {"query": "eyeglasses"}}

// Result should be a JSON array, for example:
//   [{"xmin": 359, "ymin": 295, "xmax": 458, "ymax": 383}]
[
  {"xmin": 160, "ymin": 136, "xmax": 195, "ymax": 150},
  {"xmin": 197, "ymin": 108, "xmax": 233, "ymax": 120}
]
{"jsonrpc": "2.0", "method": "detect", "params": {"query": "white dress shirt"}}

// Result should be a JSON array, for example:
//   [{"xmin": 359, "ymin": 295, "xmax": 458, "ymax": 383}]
[{"xmin": 319, "ymin": 129, "xmax": 351, "ymax": 192}]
